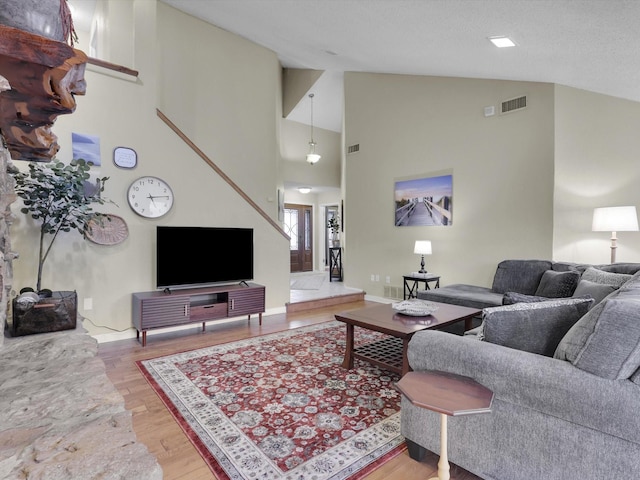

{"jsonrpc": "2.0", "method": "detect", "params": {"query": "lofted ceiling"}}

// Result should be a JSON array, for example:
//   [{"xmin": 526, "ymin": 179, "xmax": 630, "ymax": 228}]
[
  {"xmin": 66, "ymin": 1, "xmax": 640, "ymax": 194},
  {"xmin": 69, "ymin": 1, "xmax": 640, "ymax": 133},
  {"xmin": 157, "ymin": 0, "xmax": 640, "ymax": 133}
]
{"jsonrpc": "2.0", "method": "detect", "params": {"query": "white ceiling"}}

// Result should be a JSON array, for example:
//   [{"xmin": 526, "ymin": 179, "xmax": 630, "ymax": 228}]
[
  {"xmin": 70, "ymin": 1, "xmax": 640, "ymax": 133},
  {"xmin": 158, "ymin": 0, "xmax": 640, "ymax": 133}
]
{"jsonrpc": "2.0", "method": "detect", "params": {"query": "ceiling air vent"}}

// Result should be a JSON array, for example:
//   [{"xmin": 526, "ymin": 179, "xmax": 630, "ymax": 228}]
[
  {"xmin": 501, "ymin": 95, "xmax": 527, "ymax": 114},
  {"xmin": 347, "ymin": 143, "xmax": 360, "ymax": 155}
]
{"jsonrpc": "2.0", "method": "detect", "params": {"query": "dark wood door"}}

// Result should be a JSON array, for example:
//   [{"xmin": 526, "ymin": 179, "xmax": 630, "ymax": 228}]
[{"xmin": 285, "ymin": 203, "xmax": 313, "ymax": 272}]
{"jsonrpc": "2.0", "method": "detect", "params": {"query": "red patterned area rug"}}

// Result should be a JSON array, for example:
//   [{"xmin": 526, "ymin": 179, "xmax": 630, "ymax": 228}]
[{"xmin": 137, "ymin": 321, "xmax": 406, "ymax": 480}]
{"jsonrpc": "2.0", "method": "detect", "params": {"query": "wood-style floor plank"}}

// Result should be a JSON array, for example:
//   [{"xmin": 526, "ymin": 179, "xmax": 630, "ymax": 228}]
[{"xmin": 98, "ymin": 300, "xmax": 480, "ymax": 480}]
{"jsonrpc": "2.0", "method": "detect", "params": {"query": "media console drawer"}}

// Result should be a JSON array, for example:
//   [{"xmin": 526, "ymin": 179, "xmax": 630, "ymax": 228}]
[
  {"xmin": 191, "ymin": 302, "xmax": 228, "ymax": 321},
  {"xmin": 132, "ymin": 283, "xmax": 265, "ymax": 346}
]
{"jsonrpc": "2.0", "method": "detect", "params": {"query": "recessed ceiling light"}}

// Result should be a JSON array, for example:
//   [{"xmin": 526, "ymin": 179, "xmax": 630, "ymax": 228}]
[
  {"xmin": 489, "ymin": 36, "xmax": 516, "ymax": 48},
  {"xmin": 298, "ymin": 187, "xmax": 312, "ymax": 194}
]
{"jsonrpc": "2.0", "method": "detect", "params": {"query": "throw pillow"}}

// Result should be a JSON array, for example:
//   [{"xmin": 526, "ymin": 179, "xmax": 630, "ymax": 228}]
[
  {"xmin": 503, "ymin": 291, "xmax": 592, "ymax": 305},
  {"xmin": 534, "ymin": 269, "xmax": 580, "ymax": 298},
  {"xmin": 581, "ymin": 267, "xmax": 632, "ymax": 288},
  {"xmin": 554, "ymin": 298, "xmax": 640, "ymax": 380},
  {"xmin": 502, "ymin": 292, "xmax": 550, "ymax": 305},
  {"xmin": 572, "ymin": 279, "xmax": 616, "ymax": 305},
  {"xmin": 478, "ymin": 298, "xmax": 593, "ymax": 357}
]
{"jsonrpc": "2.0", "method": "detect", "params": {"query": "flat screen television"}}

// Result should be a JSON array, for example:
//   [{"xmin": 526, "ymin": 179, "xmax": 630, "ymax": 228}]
[{"xmin": 156, "ymin": 226, "xmax": 253, "ymax": 289}]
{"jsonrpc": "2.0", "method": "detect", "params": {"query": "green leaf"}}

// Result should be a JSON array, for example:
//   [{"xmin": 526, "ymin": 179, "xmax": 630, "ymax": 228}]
[{"xmin": 7, "ymin": 159, "xmax": 112, "ymax": 289}]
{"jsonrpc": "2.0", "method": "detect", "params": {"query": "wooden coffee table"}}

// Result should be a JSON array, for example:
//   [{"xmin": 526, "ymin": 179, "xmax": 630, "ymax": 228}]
[{"xmin": 334, "ymin": 302, "xmax": 481, "ymax": 375}]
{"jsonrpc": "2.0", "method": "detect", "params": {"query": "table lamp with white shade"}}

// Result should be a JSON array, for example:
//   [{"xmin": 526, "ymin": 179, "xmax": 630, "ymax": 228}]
[
  {"xmin": 414, "ymin": 240, "xmax": 432, "ymax": 273},
  {"xmin": 592, "ymin": 206, "xmax": 639, "ymax": 263}
]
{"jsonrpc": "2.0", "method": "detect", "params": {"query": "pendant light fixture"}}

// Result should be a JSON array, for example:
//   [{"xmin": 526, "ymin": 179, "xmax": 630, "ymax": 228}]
[{"xmin": 306, "ymin": 93, "xmax": 321, "ymax": 165}]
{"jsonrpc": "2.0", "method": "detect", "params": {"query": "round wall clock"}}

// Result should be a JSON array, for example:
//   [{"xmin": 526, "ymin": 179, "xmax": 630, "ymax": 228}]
[
  {"xmin": 127, "ymin": 176, "xmax": 174, "ymax": 218},
  {"xmin": 113, "ymin": 146, "xmax": 137, "ymax": 169}
]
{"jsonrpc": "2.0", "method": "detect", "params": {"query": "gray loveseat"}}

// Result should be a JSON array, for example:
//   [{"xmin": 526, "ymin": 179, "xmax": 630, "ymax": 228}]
[{"xmin": 402, "ymin": 264, "xmax": 640, "ymax": 479}]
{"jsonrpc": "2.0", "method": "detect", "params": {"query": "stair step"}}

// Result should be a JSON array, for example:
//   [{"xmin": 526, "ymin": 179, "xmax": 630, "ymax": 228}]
[{"xmin": 286, "ymin": 292, "xmax": 365, "ymax": 313}]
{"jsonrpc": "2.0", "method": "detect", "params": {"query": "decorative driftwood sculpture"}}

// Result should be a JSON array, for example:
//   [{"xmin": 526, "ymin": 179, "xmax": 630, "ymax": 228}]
[{"xmin": 0, "ymin": 24, "xmax": 87, "ymax": 161}]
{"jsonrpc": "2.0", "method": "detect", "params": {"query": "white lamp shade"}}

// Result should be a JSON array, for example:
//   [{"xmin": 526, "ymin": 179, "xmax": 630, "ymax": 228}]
[
  {"xmin": 592, "ymin": 206, "xmax": 639, "ymax": 232},
  {"xmin": 414, "ymin": 240, "xmax": 432, "ymax": 255},
  {"xmin": 306, "ymin": 153, "xmax": 321, "ymax": 164}
]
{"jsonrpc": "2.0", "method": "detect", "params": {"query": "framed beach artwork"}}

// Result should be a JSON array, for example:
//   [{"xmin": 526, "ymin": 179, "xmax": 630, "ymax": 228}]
[
  {"xmin": 394, "ymin": 174, "xmax": 453, "ymax": 226},
  {"xmin": 72, "ymin": 132, "xmax": 101, "ymax": 166}
]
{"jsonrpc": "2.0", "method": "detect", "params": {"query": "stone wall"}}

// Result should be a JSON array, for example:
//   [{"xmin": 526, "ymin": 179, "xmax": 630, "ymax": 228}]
[{"xmin": 0, "ymin": 324, "xmax": 163, "ymax": 479}]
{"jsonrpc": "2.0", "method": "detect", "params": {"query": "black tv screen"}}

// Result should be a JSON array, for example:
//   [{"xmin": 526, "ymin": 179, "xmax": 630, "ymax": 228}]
[{"xmin": 156, "ymin": 226, "xmax": 254, "ymax": 289}]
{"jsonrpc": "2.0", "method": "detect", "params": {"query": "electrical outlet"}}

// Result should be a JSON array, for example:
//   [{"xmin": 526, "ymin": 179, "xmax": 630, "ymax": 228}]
[
  {"xmin": 83, "ymin": 298, "xmax": 93, "ymax": 310},
  {"xmin": 385, "ymin": 276, "xmax": 391, "ymax": 284},
  {"xmin": 370, "ymin": 274, "xmax": 375, "ymax": 282},
  {"xmin": 375, "ymin": 274, "xmax": 380, "ymax": 282}
]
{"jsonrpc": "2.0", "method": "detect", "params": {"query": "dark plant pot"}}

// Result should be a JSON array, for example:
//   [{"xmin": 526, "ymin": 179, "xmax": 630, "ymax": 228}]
[{"xmin": 11, "ymin": 290, "xmax": 77, "ymax": 336}]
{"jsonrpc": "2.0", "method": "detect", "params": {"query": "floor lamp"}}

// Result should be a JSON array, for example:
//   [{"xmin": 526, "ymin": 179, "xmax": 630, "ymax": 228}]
[{"xmin": 592, "ymin": 206, "xmax": 639, "ymax": 263}]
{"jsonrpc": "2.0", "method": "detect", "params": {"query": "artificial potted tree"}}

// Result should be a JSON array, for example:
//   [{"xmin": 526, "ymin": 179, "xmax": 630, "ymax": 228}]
[
  {"xmin": 9, "ymin": 158, "xmax": 110, "ymax": 335},
  {"xmin": 327, "ymin": 216, "xmax": 340, "ymax": 247}
]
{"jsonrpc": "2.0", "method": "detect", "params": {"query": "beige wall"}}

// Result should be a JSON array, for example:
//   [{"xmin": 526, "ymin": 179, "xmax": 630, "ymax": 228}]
[
  {"xmin": 10, "ymin": 1, "xmax": 290, "ymax": 339},
  {"xmin": 343, "ymin": 73, "xmax": 556, "ymax": 296},
  {"xmin": 553, "ymin": 85, "xmax": 640, "ymax": 264}
]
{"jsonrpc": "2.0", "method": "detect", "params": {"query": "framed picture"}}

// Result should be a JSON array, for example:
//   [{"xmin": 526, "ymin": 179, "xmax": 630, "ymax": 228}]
[
  {"xmin": 72, "ymin": 132, "xmax": 101, "ymax": 166},
  {"xmin": 394, "ymin": 174, "xmax": 453, "ymax": 226}
]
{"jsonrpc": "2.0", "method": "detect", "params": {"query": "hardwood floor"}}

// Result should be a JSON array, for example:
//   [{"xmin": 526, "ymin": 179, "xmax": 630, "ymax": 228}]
[{"xmin": 98, "ymin": 300, "xmax": 481, "ymax": 480}]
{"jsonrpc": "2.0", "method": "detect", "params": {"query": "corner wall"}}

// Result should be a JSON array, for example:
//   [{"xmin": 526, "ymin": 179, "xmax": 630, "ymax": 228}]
[
  {"xmin": 553, "ymin": 85, "xmax": 640, "ymax": 264},
  {"xmin": 343, "ymin": 73, "xmax": 556, "ymax": 295}
]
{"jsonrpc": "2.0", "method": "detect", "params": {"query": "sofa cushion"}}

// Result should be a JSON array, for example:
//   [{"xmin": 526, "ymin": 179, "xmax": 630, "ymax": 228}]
[
  {"xmin": 502, "ymin": 292, "xmax": 550, "ymax": 305},
  {"xmin": 596, "ymin": 263, "xmax": 640, "ymax": 275},
  {"xmin": 615, "ymin": 269, "xmax": 640, "ymax": 297},
  {"xmin": 417, "ymin": 284, "xmax": 503, "ymax": 310},
  {"xmin": 582, "ymin": 267, "xmax": 632, "ymax": 288},
  {"xmin": 572, "ymin": 279, "xmax": 616, "ymax": 305},
  {"xmin": 534, "ymin": 270, "xmax": 580, "ymax": 298},
  {"xmin": 503, "ymin": 291, "xmax": 592, "ymax": 305},
  {"xmin": 491, "ymin": 260, "xmax": 552, "ymax": 295},
  {"xmin": 554, "ymin": 297, "xmax": 640, "ymax": 379},
  {"xmin": 478, "ymin": 297, "xmax": 594, "ymax": 356}
]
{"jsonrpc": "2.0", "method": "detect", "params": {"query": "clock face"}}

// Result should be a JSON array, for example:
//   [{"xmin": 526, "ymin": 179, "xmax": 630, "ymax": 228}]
[{"xmin": 127, "ymin": 176, "xmax": 174, "ymax": 218}]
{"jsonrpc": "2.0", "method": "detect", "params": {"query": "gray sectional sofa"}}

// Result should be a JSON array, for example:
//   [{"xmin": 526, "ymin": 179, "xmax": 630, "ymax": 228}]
[
  {"xmin": 402, "ymin": 260, "xmax": 640, "ymax": 479},
  {"xmin": 416, "ymin": 258, "xmax": 640, "ymax": 309}
]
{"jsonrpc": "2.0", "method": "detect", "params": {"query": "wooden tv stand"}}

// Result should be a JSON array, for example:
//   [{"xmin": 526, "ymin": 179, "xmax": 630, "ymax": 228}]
[{"xmin": 132, "ymin": 282, "xmax": 265, "ymax": 346}]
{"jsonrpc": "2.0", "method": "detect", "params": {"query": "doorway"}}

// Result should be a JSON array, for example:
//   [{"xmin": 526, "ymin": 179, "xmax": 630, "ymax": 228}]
[
  {"xmin": 325, "ymin": 205, "xmax": 339, "ymax": 266},
  {"xmin": 284, "ymin": 203, "xmax": 313, "ymax": 272}
]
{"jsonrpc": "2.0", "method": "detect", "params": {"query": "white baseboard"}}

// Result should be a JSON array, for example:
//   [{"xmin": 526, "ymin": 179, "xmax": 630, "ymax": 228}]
[{"xmin": 364, "ymin": 294, "xmax": 393, "ymax": 304}]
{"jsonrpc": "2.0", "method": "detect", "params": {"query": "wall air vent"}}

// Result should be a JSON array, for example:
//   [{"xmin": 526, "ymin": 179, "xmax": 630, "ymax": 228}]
[
  {"xmin": 383, "ymin": 285, "xmax": 403, "ymax": 300},
  {"xmin": 347, "ymin": 143, "xmax": 360, "ymax": 155},
  {"xmin": 501, "ymin": 95, "xmax": 527, "ymax": 114}
]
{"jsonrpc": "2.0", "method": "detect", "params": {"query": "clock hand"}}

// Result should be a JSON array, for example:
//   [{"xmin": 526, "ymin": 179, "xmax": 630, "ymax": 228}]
[
  {"xmin": 148, "ymin": 195, "xmax": 170, "ymax": 199},
  {"xmin": 147, "ymin": 193, "xmax": 157, "ymax": 205}
]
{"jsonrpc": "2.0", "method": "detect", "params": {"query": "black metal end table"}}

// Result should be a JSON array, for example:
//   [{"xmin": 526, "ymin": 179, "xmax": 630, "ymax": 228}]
[{"xmin": 403, "ymin": 273, "xmax": 440, "ymax": 299}]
